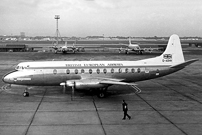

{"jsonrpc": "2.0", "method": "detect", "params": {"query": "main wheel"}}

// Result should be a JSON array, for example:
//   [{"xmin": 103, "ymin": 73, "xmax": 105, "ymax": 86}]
[
  {"xmin": 23, "ymin": 92, "xmax": 29, "ymax": 97},
  {"xmin": 97, "ymin": 92, "xmax": 105, "ymax": 98},
  {"xmin": 125, "ymin": 50, "xmax": 129, "ymax": 54}
]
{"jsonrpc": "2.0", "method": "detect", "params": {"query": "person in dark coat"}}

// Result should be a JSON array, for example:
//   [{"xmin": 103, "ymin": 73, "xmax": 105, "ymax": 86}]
[{"xmin": 122, "ymin": 100, "xmax": 131, "ymax": 120}]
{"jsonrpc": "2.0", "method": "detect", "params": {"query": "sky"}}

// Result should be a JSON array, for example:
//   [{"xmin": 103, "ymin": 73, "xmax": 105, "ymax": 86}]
[{"xmin": 0, "ymin": 0, "xmax": 202, "ymax": 37}]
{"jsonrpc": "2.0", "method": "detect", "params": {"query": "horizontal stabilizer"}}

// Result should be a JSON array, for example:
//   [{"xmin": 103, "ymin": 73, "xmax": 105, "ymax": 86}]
[{"xmin": 170, "ymin": 59, "xmax": 198, "ymax": 68}]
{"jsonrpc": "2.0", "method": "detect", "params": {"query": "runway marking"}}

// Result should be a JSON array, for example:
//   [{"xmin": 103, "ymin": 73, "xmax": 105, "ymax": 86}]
[
  {"xmin": 34, "ymin": 95, "xmax": 65, "ymax": 99},
  {"xmin": 0, "ymin": 84, "xmax": 18, "ymax": 94},
  {"xmin": 110, "ymin": 93, "xmax": 136, "ymax": 97},
  {"xmin": 132, "ymin": 88, "xmax": 188, "ymax": 135},
  {"xmin": 24, "ymin": 88, "xmax": 47, "ymax": 135},
  {"xmin": 153, "ymin": 79, "xmax": 202, "ymax": 104},
  {"xmin": 92, "ymin": 96, "xmax": 107, "ymax": 135}
]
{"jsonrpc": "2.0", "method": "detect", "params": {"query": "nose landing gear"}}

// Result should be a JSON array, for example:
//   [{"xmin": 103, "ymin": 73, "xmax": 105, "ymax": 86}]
[{"xmin": 23, "ymin": 88, "xmax": 29, "ymax": 97}]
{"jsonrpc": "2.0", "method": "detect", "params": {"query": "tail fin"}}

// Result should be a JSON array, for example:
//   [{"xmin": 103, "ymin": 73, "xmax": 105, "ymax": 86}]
[
  {"xmin": 160, "ymin": 34, "xmax": 184, "ymax": 64},
  {"xmin": 129, "ymin": 37, "xmax": 131, "ymax": 45},
  {"xmin": 145, "ymin": 34, "xmax": 198, "ymax": 67}
]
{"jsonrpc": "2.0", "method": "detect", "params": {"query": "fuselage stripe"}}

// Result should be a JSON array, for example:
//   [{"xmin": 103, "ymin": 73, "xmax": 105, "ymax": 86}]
[{"xmin": 24, "ymin": 65, "xmax": 170, "ymax": 70}]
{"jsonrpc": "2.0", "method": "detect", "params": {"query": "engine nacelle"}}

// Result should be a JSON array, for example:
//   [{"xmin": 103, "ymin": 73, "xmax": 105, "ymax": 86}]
[{"xmin": 65, "ymin": 79, "xmax": 107, "ymax": 90}]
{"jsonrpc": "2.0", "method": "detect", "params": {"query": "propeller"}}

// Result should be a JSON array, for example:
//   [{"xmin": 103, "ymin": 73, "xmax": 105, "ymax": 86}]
[
  {"xmin": 71, "ymin": 81, "xmax": 75, "ymax": 101},
  {"xmin": 60, "ymin": 81, "xmax": 75, "ymax": 101}
]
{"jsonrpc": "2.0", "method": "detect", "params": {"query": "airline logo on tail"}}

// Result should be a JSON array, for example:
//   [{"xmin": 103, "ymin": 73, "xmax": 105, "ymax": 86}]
[{"xmin": 162, "ymin": 54, "xmax": 172, "ymax": 62}]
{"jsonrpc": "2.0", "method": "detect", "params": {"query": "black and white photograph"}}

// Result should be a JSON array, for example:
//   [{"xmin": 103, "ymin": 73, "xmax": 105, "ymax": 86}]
[{"xmin": 0, "ymin": 0, "xmax": 202, "ymax": 135}]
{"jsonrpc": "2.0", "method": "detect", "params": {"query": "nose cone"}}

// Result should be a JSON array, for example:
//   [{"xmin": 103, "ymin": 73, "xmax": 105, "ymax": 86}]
[{"xmin": 2, "ymin": 72, "xmax": 15, "ymax": 84}]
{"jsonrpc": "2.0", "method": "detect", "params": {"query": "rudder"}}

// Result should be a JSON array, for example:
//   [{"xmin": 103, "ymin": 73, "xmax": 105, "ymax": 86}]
[{"xmin": 160, "ymin": 34, "xmax": 184, "ymax": 64}]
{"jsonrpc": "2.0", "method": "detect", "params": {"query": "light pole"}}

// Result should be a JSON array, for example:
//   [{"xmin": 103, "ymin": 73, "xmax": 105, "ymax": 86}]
[{"xmin": 55, "ymin": 15, "xmax": 60, "ymax": 45}]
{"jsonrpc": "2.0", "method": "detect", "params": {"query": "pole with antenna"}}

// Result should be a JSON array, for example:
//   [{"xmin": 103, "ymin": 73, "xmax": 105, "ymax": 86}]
[{"xmin": 55, "ymin": 15, "xmax": 60, "ymax": 46}]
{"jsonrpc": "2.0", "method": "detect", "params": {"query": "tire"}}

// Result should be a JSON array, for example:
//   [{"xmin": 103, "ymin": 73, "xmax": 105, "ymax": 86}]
[
  {"xmin": 98, "ymin": 92, "xmax": 105, "ymax": 98},
  {"xmin": 23, "ymin": 92, "xmax": 29, "ymax": 97},
  {"xmin": 97, "ymin": 92, "xmax": 106, "ymax": 98}
]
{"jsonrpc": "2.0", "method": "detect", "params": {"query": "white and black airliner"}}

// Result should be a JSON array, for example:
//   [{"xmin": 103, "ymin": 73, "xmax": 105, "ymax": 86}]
[{"xmin": 2, "ymin": 34, "xmax": 198, "ymax": 98}]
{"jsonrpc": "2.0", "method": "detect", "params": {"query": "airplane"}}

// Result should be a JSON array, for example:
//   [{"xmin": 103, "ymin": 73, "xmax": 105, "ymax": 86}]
[
  {"xmin": 2, "ymin": 34, "xmax": 198, "ymax": 98},
  {"xmin": 118, "ymin": 37, "xmax": 145, "ymax": 54},
  {"xmin": 118, "ymin": 37, "xmax": 163, "ymax": 54},
  {"xmin": 50, "ymin": 41, "xmax": 85, "ymax": 54}
]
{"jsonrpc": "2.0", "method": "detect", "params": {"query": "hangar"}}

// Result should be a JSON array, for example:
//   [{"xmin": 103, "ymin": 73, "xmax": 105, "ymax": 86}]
[{"xmin": 0, "ymin": 44, "xmax": 31, "ymax": 52}]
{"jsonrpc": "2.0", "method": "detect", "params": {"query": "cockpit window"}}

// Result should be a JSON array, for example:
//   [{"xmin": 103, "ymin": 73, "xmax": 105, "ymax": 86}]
[
  {"xmin": 15, "ymin": 65, "xmax": 26, "ymax": 70},
  {"xmin": 15, "ymin": 66, "xmax": 19, "ymax": 70},
  {"xmin": 15, "ymin": 66, "xmax": 22, "ymax": 70}
]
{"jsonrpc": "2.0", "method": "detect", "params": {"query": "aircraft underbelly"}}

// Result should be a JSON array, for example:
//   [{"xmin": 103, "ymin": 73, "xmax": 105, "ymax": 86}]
[{"xmin": 44, "ymin": 73, "xmax": 81, "ymax": 86}]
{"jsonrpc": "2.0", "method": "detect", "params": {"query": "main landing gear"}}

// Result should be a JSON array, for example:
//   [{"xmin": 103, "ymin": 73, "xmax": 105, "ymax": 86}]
[
  {"xmin": 97, "ymin": 87, "xmax": 108, "ymax": 98},
  {"xmin": 23, "ymin": 88, "xmax": 29, "ymax": 97},
  {"xmin": 125, "ymin": 50, "xmax": 129, "ymax": 54}
]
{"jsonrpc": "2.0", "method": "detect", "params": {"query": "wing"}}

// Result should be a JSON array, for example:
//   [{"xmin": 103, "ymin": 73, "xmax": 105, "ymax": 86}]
[
  {"xmin": 60, "ymin": 77, "xmax": 141, "ymax": 94},
  {"xmin": 100, "ymin": 80, "xmax": 137, "ymax": 86},
  {"xmin": 61, "ymin": 77, "xmax": 137, "ymax": 87}
]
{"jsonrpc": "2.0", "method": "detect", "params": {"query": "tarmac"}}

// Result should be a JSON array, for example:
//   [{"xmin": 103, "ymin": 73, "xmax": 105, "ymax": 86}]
[{"xmin": 0, "ymin": 50, "xmax": 202, "ymax": 135}]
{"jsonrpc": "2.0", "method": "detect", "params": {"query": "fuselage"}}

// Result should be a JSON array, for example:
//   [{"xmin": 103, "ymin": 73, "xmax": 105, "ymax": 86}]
[
  {"xmin": 2, "ymin": 60, "xmax": 182, "ymax": 88},
  {"xmin": 128, "ymin": 44, "xmax": 141, "ymax": 50}
]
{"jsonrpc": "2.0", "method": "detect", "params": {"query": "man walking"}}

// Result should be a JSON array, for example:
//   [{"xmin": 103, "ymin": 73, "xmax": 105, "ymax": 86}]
[{"xmin": 122, "ymin": 100, "xmax": 131, "ymax": 120}]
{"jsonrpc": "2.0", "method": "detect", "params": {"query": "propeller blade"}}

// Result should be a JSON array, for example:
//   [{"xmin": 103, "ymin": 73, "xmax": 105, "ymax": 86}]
[{"xmin": 71, "ymin": 81, "xmax": 75, "ymax": 101}]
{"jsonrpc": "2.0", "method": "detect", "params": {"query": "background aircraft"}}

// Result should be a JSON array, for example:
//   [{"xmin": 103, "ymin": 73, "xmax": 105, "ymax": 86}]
[
  {"xmin": 2, "ymin": 34, "xmax": 198, "ymax": 98},
  {"xmin": 119, "ymin": 37, "xmax": 145, "ymax": 54},
  {"xmin": 109, "ymin": 37, "xmax": 156, "ymax": 54},
  {"xmin": 50, "ymin": 41, "xmax": 85, "ymax": 54}
]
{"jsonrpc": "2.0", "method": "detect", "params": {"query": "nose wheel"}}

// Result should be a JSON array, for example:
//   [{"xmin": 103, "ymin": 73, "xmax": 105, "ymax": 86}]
[
  {"xmin": 23, "ymin": 92, "xmax": 29, "ymax": 97},
  {"xmin": 23, "ymin": 88, "xmax": 29, "ymax": 97}
]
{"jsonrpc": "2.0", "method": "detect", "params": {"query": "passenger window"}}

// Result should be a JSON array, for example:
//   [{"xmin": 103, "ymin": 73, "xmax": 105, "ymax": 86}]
[
  {"xmin": 103, "ymin": 68, "xmax": 107, "ymax": 74},
  {"xmin": 111, "ymin": 68, "xmax": 114, "ymax": 73},
  {"xmin": 75, "ymin": 69, "xmax": 78, "ymax": 74},
  {"xmin": 66, "ymin": 69, "xmax": 70, "ymax": 74},
  {"xmin": 137, "ymin": 68, "xmax": 141, "ymax": 73},
  {"xmin": 81, "ymin": 69, "xmax": 85, "ymax": 73},
  {"xmin": 131, "ymin": 68, "xmax": 135, "ymax": 73},
  {"xmin": 97, "ymin": 69, "xmax": 100, "ymax": 74},
  {"xmin": 53, "ymin": 69, "xmax": 57, "ymax": 74},
  {"xmin": 125, "ymin": 68, "xmax": 128, "ymax": 73},
  {"xmin": 89, "ymin": 69, "xmax": 92, "ymax": 74},
  {"xmin": 118, "ymin": 68, "xmax": 122, "ymax": 73}
]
